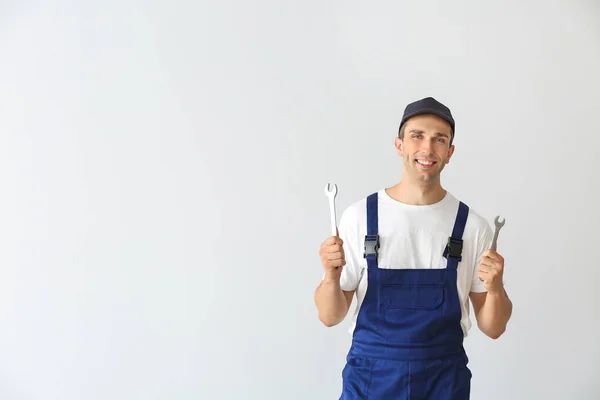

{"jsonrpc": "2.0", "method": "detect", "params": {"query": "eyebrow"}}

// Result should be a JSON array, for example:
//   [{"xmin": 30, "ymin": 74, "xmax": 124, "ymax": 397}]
[{"xmin": 409, "ymin": 129, "xmax": 450, "ymax": 138}]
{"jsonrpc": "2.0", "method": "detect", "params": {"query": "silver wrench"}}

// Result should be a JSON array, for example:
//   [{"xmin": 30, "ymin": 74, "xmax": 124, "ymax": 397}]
[
  {"xmin": 480, "ymin": 215, "xmax": 505, "ymax": 282},
  {"xmin": 490, "ymin": 215, "xmax": 505, "ymax": 251},
  {"xmin": 324, "ymin": 183, "xmax": 338, "ymax": 237}
]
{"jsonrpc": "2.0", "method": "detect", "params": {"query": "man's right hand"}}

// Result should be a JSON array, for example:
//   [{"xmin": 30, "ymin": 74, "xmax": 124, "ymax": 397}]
[
  {"xmin": 319, "ymin": 233, "xmax": 346, "ymax": 281},
  {"xmin": 315, "ymin": 231, "xmax": 354, "ymax": 327}
]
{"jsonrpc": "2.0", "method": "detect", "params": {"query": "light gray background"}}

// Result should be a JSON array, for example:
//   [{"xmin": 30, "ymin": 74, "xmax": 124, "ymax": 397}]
[{"xmin": 1, "ymin": 0, "xmax": 599, "ymax": 399}]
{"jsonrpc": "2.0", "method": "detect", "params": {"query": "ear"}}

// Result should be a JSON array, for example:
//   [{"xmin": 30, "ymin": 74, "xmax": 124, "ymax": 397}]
[
  {"xmin": 394, "ymin": 137, "xmax": 404, "ymax": 157},
  {"xmin": 445, "ymin": 144, "xmax": 455, "ymax": 164}
]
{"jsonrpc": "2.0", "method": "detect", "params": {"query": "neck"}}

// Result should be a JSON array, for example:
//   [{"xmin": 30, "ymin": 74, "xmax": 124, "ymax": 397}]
[{"xmin": 386, "ymin": 177, "xmax": 447, "ymax": 205}]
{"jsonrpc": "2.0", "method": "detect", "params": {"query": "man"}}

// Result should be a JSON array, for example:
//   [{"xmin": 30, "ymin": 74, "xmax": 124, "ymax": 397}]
[{"xmin": 314, "ymin": 97, "xmax": 513, "ymax": 399}]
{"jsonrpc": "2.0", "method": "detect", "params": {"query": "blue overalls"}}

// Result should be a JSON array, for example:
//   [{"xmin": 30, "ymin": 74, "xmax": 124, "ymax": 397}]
[{"xmin": 340, "ymin": 192, "xmax": 472, "ymax": 399}]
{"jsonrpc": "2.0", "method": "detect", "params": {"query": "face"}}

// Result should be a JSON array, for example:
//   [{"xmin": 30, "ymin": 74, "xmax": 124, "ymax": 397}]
[{"xmin": 395, "ymin": 114, "xmax": 455, "ymax": 183}]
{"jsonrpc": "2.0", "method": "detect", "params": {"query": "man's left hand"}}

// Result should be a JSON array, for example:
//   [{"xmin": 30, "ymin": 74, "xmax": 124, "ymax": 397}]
[{"xmin": 478, "ymin": 249, "xmax": 505, "ymax": 294}]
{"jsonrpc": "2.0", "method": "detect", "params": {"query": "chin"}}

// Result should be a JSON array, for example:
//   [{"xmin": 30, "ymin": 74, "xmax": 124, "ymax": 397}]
[
  {"xmin": 415, "ymin": 167, "xmax": 442, "ymax": 180},
  {"xmin": 416, "ymin": 174, "xmax": 438, "ymax": 182}
]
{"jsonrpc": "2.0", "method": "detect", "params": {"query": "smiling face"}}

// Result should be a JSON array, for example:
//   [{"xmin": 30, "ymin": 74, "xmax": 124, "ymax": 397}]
[{"xmin": 395, "ymin": 114, "xmax": 455, "ymax": 184}]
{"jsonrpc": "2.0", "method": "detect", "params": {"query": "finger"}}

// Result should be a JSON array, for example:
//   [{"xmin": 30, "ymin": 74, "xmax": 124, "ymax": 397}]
[
  {"xmin": 321, "ymin": 244, "xmax": 344, "ymax": 256},
  {"xmin": 326, "ymin": 236, "xmax": 343, "ymax": 246},
  {"xmin": 478, "ymin": 266, "xmax": 501, "ymax": 281},
  {"xmin": 323, "ymin": 236, "xmax": 336, "ymax": 246},
  {"xmin": 478, "ymin": 264, "xmax": 494, "ymax": 273},
  {"xmin": 480, "ymin": 256, "xmax": 503, "ymax": 269},
  {"xmin": 324, "ymin": 251, "xmax": 345, "ymax": 261},
  {"xmin": 322, "ymin": 241, "xmax": 341, "ymax": 249},
  {"xmin": 485, "ymin": 249, "xmax": 504, "ymax": 262},
  {"xmin": 479, "ymin": 259, "xmax": 501, "ymax": 270},
  {"xmin": 478, "ymin": 268, "xmax": 496, "ymax": 278},
  {"xmin": 480, "ymin": 263, "xmax": 504, "ymax": 274},
  {"xmin": 322, "ymin": 244, "xmax": 344, "ymax": 256},
  {"xmin": 477, "ymin": 270, "xmax": 489, "ymax": 281},
  {"xmin": 326, "ymin": 258, "xmax": 346, "ymax": 268}
]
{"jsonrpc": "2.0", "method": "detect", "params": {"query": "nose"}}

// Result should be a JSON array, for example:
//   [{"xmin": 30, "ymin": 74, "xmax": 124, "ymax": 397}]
[{"xmin": 419, "ymin": 138, "xmax": 434, "ymax": 153}]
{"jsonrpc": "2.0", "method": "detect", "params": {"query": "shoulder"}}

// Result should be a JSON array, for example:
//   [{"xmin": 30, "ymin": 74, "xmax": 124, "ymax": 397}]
[
  {"xmin": 338, "ymin": 190, "xmax": 387, "ymax": 234},
  {"xmin": 338, "ymin": 188, "xmax": 386, "ymax": 218},
  {"xmin": 338, "ymin": 198, "xmax": 365, "ymax": 231},
  {"xmin": 444, "ymin": 193, "xmax": 489, "ymax": 227},
  {"xmin": 466, "ymin": 206, "xmax": 492, "ymax": 233},
  {"xmin": 339, "ymin": 190, "xmax": 381, "ymax": 221},
  {"xmin": 449, "ymin": 193, "xmax": 493, "ymax": 243}
]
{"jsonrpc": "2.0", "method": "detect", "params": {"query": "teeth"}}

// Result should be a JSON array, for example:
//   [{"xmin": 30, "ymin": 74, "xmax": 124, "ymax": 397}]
[{"xmin": 417, "ymin": 160, "xmax": 433, "ymax": 165}]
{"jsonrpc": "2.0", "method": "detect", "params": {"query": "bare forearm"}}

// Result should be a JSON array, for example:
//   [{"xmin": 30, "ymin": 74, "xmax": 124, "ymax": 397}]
[
  {"xmin": 477, "ymin": 288, "xmax": 513, "ymax": 339},
  {"xmin": 314, "ymin": 278, "xmax": 348, "ymax": 327}
]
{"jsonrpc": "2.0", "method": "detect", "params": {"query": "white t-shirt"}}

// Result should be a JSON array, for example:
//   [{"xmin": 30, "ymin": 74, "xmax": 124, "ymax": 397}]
[{"xmin": 336, "ymin": 188, "xmax": 494, "ymax": 337}]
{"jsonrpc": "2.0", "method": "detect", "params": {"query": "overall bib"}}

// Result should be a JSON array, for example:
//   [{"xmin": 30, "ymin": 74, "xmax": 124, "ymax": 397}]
[{"xmin": 340, "ymin": 192, "xmax": 472, "ymax": 400}]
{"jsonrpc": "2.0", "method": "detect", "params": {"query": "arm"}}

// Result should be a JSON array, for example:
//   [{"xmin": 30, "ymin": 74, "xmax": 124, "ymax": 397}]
[
  {"xmin": 314, "ymin": 279, "xmax": 354, "ymax": 327},
  {"xmin": 315, "ymin": 206, "xmax": 361, "ymax": 327},
  {"xmin": 470, "ymin": 249, "xmax": 513, "ymax": 339}
]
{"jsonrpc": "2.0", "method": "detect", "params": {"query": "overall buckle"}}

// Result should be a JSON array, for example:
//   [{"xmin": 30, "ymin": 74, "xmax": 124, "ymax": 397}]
[
  {"xmin": 444, "ymin": 237, "xmax": 463, "ymax": 261},
  {"xmin": 363, "ymin": 235, "xmax": 380, "ymax": 258}
]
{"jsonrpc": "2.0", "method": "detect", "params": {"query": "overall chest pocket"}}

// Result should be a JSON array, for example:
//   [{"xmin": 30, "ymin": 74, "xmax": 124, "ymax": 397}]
[{"xmin": 379, "ymin": 284, "xmax": 445, "ymax": 344}]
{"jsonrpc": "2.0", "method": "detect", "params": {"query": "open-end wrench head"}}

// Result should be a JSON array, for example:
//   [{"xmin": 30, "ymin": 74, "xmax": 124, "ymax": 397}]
[
  {"xmin": 324, "ymin": 183, "xmax": 338, "ymax": 197},
  {"xmin": 494, "ymin": 215, "xmax": 505, "ymax": 227}
]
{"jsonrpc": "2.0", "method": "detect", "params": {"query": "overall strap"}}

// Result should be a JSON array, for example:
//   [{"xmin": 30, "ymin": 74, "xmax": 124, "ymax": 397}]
[
  {"xmin": 443, "ymin": 201, "xmax": 469, "ymax": 271},
  {"xmin": 364, "ymin": 192, "xmax": 380, "ymax": 269}
]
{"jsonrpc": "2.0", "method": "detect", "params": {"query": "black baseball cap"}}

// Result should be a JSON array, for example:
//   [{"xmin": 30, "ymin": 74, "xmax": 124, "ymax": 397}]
[{"xmin": 399, "ymin": 97, "xmax": 455, "ymax": 134}]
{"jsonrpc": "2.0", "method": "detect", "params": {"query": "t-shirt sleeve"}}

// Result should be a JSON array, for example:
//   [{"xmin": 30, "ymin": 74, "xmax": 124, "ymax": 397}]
[
  {"xmin": 470, "ymin": 220, "xmax": 494, "ymax": 293},
  {"xmin": 338, "ymin": 205, "xmax": 363, "ymax": 292}
]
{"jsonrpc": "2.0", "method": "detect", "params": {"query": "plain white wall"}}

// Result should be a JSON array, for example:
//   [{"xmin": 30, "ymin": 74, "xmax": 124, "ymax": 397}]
[{"xmin": 1, "ymin": 0, "xmax": 599, "ymax": 399}]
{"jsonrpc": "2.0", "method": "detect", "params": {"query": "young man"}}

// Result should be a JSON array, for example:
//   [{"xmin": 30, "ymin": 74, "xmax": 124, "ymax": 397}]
[{"xmin": 314, "ymin": 97, "xmax": 513, "ymax": 399}]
